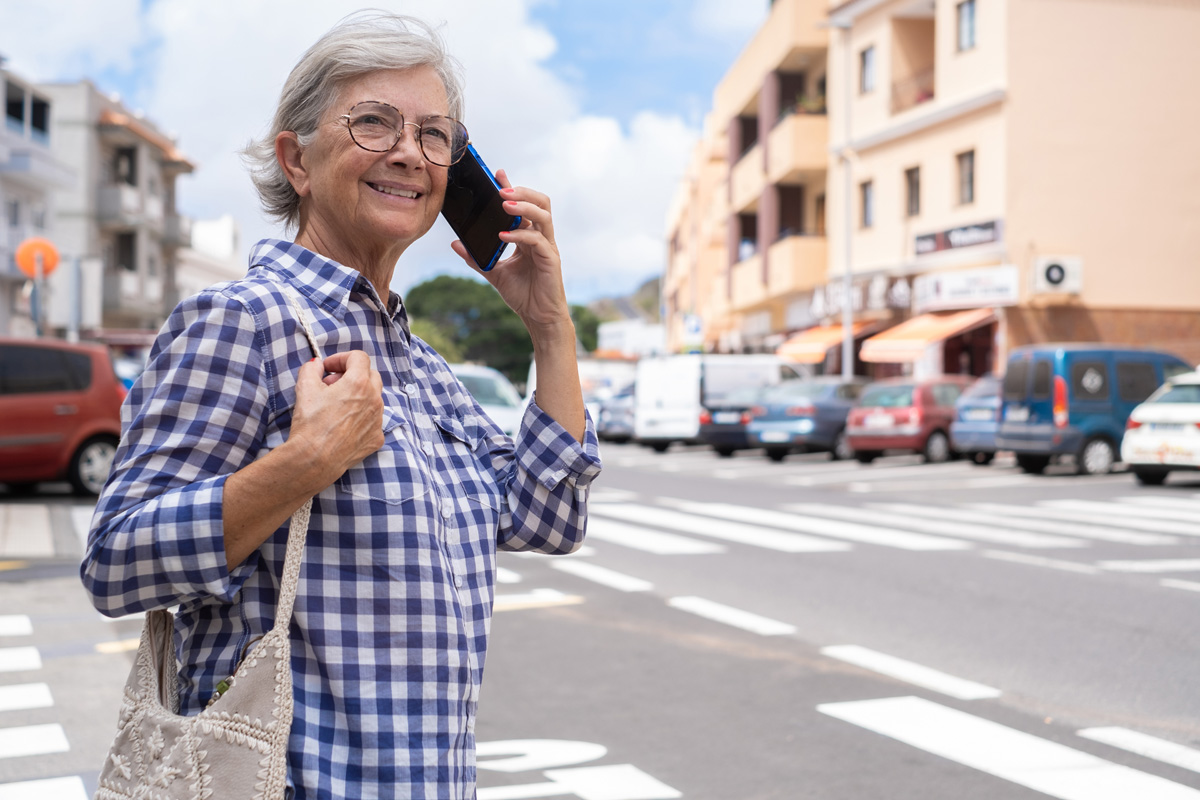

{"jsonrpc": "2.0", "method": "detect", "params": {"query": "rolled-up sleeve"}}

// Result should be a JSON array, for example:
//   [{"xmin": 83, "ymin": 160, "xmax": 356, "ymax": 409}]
[
  {"xmin": 81, "ymin": 289, "xmax": 272, "ymax": 617},
  {"xmin": 495, "ymin": 393, "xmax": 602, "ymax": 554}
]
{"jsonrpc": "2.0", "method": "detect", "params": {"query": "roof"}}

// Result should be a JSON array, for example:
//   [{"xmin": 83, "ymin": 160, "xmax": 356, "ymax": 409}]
[{"xmin": 98, "ymin": 109, "xmax": 195, "ymax": 171}]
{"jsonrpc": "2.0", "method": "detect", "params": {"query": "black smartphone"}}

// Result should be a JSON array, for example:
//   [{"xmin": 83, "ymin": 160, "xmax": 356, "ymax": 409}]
[{"xmin": 440, "ymin": 143, "xmax": 522, "ymax": 271}]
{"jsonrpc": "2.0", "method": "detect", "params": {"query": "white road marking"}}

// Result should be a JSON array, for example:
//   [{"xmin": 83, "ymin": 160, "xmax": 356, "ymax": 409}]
[
  {"xmin": 821, "ymin": 645, "xmax": 1001, "ymax": 700},
  {"xmin": 0, "ymin": 776, "xmax": 88, "ymax": 800},
  {"xmin": 593, "ymin": 504, "xmax": 850, "ymax": 553},
  {"xmin": 70, "ymin": 506, "xmax": 96, "ymax": 553},
  {"xmin": 785, "ymin": 461, "xmax": 970, "ymax": 486},
  {"xmin": 667, "ymin": 596, "xmax": 796, "ymax": 636},
  {"xmin": 495, "ymin": 567, "xmax": 522, "ymax": 584},
  {"xmin": 983, "ymin": 551, "xmax": 1101, "ymax": 575},
  {"xmin": 511, "ymin": 546, "xmax": 597, "ymax": 559},
  {"xmin": 0, "ymin": 616, "xmax": 32, "ymax": 637},
  {"xmin": 493, "ymin": 589, "xmax": 584, "ymax": 612},
  {"xmin": 1118, "ymin": 496, "xmax": 1200, "ymax": 513},
  {"xmin": 586, "ymin": 518, "xmax": 725, "ymax": 555},
  {"xmin": 588, "ymin": 488, "xmax": 640, "ymax": 504},
  {"xmin": 1048, "ymin": 498, "xmax": 1200, "ymax": 525},
  {"xmin": 479, "ymin": 764, "xmax": 682, "ymax": 800},
  {"xmin": 477, "ymin": 738, "xmax": 607, "ymax": 773},
  {"xmin": 0, "ymin": 647, "xmax": 41, "ymax": 673},
  {"xmin": 0, "ymin": 683, "xmax": 53, "ymax": 713},
  {"xmin": 666, "ymin": 499, "xmax": 968, "ymax": 551},
  {"xmin": 846, "ymin": 474, "xmax": 1036, "ymax": 494},
  {"xmin": 1161, "ymin": 578, "xmax": 1200, "ymax": 593},
  {"xmin": 968, "ymin": 504, "xmax": 1178, "ymax": 545},
  {"xmin": 819, "ymin": 696, "xmax": 1200, "ymax": 800},
  {"xmin": 1035, "ymin": 501, "xmax": 1200, "ymax": 537},
  {"xmin": 550, "ymin": 561, "xmax": 653, "ymax": 592},
  {"xmin": 0, "ymin": 724, "xmax": 70, "ymax": 759},
  {"xmin": 1098, "ymin": 559, "xmax": 1200, "ymax": 573},
  {"xmin": 789, "ymin": 503, "xmax": 1072, "ymax": 549},
  {"xmin": 0, "ymin": 506, "xmax": 53, "ymax": 558},
  {"xmin": 1079, "ymin": 727, "xmax": 1200, "ymax": 775},
  {"xmin": 948, "ymin": 503, "xmax": 1178, "ymax": 546},
  {"xmin": 866, "ymin": 503, "xmax": 1085, "ymax": 548}
]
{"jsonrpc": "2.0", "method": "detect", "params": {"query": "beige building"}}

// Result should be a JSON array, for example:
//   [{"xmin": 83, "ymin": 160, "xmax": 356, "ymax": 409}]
[{"xmin": 666, "ymin": 0, "xmax": 1200, "ymax": 376}]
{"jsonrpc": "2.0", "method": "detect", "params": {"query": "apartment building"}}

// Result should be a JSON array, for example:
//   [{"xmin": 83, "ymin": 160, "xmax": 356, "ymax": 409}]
[
  {"xmin": 0, "ymin": 62, "xmax": 74, "ymax": 335},
  {"xmin": 667, "ymin": 0, "xmax": 1200, "ymax": 376},
  {"xmin": 37, "ymin": 80, "xmax": 194, "ymax": 344}
]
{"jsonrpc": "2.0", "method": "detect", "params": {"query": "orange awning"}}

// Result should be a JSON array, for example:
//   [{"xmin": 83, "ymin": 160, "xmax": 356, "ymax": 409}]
[
  {"xmin": 776, "ymin": 321, "xmax": 877, "ymax": 364},
  {"xmin": 859, "ymin": 308, "xmax": 996, "ymax": 363}
]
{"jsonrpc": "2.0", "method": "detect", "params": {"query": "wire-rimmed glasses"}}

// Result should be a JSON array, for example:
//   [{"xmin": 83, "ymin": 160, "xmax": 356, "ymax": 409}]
[{"xmin": 339, "ymin": 100, "xmax": 468, "ymax": 167}]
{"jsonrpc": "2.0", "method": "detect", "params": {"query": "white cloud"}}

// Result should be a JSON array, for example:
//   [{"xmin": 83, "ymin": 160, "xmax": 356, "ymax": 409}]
[
  {"xmin": 690, "ymin": 0, "xmax": 771, "ymax": 39},
  {"xmin": 1, "ymin": 0, "xmax": 147, "ymax": 82}
]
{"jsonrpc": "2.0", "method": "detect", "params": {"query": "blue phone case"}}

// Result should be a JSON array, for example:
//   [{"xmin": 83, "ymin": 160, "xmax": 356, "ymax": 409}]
[{"xmin": 442, "ymin": 144, "xmax": 522, "ymax": 271}]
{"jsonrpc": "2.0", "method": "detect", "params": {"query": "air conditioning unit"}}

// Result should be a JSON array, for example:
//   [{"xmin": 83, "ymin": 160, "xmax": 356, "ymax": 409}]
[{"xmin": 1032, "ymin": 256, "xmax": 1083, "ymax": 295}]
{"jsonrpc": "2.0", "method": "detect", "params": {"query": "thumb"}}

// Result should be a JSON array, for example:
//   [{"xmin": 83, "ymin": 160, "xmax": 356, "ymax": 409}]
[{"xmin": 295, "ymin": 357, "xmax": 325, "ymax": 398}]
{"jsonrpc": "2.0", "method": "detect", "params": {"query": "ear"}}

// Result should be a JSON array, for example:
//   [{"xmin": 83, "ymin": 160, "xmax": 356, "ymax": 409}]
[{"xmin": 275, "ymin": 131, "xmax": 312, "ymax": 198}]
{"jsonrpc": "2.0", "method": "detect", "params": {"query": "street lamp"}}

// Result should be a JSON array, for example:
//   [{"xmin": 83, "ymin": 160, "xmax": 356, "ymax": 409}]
[{"xmin": 821, "ymin": 16, "xmax": 855, "ymax": 382}]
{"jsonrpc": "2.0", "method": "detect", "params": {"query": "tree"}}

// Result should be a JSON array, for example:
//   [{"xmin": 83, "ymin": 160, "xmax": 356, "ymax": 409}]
[
  {"xmin": 570, "ymin": 304, "xmax": 601, "ymax": 353},
  {"xmin": 408, "ymin": 318, "xmax": 464, "ymax": 363}
]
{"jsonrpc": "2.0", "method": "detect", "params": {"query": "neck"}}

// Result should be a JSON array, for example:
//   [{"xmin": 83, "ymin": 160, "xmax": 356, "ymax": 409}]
[{"xmin": 294, "ymin": 223, "xmax": 405, "ymax": 303}]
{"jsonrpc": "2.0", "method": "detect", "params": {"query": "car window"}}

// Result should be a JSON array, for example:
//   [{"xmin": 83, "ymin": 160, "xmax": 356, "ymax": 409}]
[
  {"xmin": 960, "ymin": 375, "xmax": 999, "ymax": 400},
  {"xmin": 1002, "ymin": 359, "xmax": 1030, "ymax": 401},
  {"xmin": 1070, "ymin": 360, "xmax": 1110, "ymax": 401},
  {"xmin": 1149, "ymin": 384, "xmax": 1200, "ymax": 403},
  {"xmin": 931, "ymin": 383, "xmax": 964, "ymax": 406},
  {"xmin": 458, "ymin": 373, "xmax": 522, "ymax": 407},
  {"xmin": 764, "ymin": 381, "xmax": 821, "ymax": 403},
  {"xmin": 0, "ymin": 345, "xmax": 90, "ymax": 394},
  {"xmin": 1031, "ymin": 361, "xmax": 1052, "ymax": 400},
  {"xmin": 860, "ymin": 384, "xmax": 914, "ymax": 408},
  {"xmin": 1164, "ymin": 363, "xmax": 1194, "ymax": 381},
  {"xmin": 1116, "ymin": 361, "xmax": 1160, "ymax": 404},
  {"xmin": 836, "ymin": 383, "xmax": 864, "ymax": 401}
]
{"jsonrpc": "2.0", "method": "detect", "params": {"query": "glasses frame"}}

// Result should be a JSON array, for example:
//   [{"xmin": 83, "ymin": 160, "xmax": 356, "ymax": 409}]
[{"xmin": 338, "ymin": 100, "xmax": 469, "ymax": 167}]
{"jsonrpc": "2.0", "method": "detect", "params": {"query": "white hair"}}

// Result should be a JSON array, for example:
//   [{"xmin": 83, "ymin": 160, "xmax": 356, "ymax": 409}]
[{"xmin": 241, "ymin": 10, "xmax": 465, "ymax": 229}]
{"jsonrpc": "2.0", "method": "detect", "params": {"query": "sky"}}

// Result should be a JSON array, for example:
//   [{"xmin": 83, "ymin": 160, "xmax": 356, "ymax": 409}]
[{"xmin": 0, "ymin": 0, "xmax": 769, "ymax": 304}]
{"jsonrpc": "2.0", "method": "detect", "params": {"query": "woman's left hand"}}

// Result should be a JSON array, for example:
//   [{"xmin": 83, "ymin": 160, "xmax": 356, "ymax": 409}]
[{"xmin": 450, "ymin": 169, "xmax": 570, "ymax": 336}]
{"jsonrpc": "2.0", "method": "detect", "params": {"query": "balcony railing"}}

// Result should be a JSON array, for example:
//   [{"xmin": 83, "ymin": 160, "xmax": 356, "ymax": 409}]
[
  {"xmin": 891, "ymin": 68, "xmax": 936, "ymax": 115},
  {"xmin": 97, "ymin": 183, "xmax": 143, "ymax": 225}
]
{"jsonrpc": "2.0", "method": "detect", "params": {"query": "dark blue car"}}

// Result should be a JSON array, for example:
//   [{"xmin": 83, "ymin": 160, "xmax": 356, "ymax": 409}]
[
  {"xmin": 950, "ymin": 374, "xmax": 1002, "ymax": 464},
  {"xmin": 745, "ymin": 377, "xmax": 867, "ymax": 462}
]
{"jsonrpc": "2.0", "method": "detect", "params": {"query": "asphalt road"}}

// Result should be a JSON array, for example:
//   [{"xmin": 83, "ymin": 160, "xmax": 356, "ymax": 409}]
[{"xmin": 2, "ymin": 446, "xmax": 1199, "ymax": 799}]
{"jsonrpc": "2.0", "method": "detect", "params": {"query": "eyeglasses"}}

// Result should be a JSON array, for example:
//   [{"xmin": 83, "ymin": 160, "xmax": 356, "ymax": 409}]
[{"xmin": 338, "ymin": 101, "xmax": 469, "ymax": 167}]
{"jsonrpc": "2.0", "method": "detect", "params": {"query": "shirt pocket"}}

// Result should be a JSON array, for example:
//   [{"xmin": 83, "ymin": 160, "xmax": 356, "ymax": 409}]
[
  {"xmin": 432, "ymin": 414, "xmax": 502, "ymax": 512},
  {"xmin": 337, "ymin": 408, "xmax": 430, "ymax": 506}
]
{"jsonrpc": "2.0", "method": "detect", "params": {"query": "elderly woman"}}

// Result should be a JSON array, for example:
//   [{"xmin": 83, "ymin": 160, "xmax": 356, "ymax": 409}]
[{"xmin": 82, "ymin": 12, "xmax": 600, "ymax": 799}]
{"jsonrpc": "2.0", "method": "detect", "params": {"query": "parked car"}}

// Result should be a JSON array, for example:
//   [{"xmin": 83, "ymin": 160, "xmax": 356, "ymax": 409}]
[
  {"xmin": 1120, "ymin": 370, "xmax": 1200, "ymax": 485},
  {"xmin": 845, "ymin": 375, "xmax": 975, "ymax": 463},
  {"xmin": 746, "ymin": 377, "xmax": 867, "ymax": 461},
  {"xmin": 597, "ymin": 383, "xmax": 636, "ymax": 443},
  {"xmin": 0, "ymin": 338, "xmax": 125, "ymax": 495},
  {"xmin": 996, "ymin": 344, "xmax": 1191, "ymax": 475},
  {"xmin": 950, "ymin": 374, "xmax": 1002, "ymax": 464},
  {"xmin": 449, "ymin": 363, "xmax": 524, "ymax": 437},
  {"xmin": 699, "ymin": 385, "xmax": 768, "ymax": 457}
]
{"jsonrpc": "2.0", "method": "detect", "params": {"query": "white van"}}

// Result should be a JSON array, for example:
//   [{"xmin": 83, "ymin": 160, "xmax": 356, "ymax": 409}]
[
  {"xmin": 523, "ymin": 357, "xmax": 638, "ymax": 423},
  {"xmin": 634, "ymin": 354, "xmax": 805, "ymax": 451}
]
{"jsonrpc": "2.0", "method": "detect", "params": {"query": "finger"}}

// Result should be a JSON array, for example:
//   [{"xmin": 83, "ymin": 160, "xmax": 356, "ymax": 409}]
[
  {"xmin": 296, "ymin": 357, "xmax": 326, "ymax": 392},
  {"xmin": 500, "ymin": 184, "xmax": 550, "ymax": 213},
  {"xmin": 450, "ymin": 240, "xmax": 489, "ymax": 278},
  {"xmin": 501, "ymin": 199, "xmax": 551, "ymax": 228},
  {"xmin": 495, "ymin": 169, "xmax": 513, "ymax": 190},
  {"xmin": 323, "ymin": 350, "xmax": 372, "ymax": 375},
  {"xmin": 499, "ymin": 227, "xmax": 560, "ymax": 261}
]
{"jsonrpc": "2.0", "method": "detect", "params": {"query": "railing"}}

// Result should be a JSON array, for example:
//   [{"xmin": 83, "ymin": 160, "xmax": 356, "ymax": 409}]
[
  {"xmin": 777, "ymin": 95, "xmax": 827, "ymax": 121},
  {"xmin": 891, "ymin": 68, "xmax": 935, "ymax": 114}
]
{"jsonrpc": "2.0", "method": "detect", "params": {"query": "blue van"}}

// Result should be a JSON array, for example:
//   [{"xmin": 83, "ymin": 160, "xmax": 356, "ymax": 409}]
[{"xmin": 996, "ymin": 344, "xmax": 1191, "ymax": 475}]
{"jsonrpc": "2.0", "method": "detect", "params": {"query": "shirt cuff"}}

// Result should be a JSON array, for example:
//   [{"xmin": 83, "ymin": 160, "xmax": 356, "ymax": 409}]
[{"xmin": 516, "ymin": 392, "xmax": 603, "ymax": 492}]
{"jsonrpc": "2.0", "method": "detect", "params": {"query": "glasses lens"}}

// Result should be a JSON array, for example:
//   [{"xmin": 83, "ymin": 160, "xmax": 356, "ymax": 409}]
[
  {"xmin": 347, "ymin": 103, "xmax": 401, "ymax": 152},
  {"xmin": 419, "ymin": 117, "xmax": 468, "ymax": 166}
]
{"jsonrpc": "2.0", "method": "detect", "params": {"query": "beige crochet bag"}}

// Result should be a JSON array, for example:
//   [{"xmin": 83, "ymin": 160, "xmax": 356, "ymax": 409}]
[{"xmin": 95, "ymin": 287, "xmax": 321, "ymax": 800}]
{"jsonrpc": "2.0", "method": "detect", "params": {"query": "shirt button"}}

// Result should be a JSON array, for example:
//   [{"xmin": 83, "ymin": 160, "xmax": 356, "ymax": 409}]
[
  {"xmin": 455, "ymin": 575, "xmax": 463, "ymax": 588},
  {"xmin": 404, "ymin": 384, "xmax": 418, "ymax": 397},
  {"xmin": 423, "ymin": 442, "xmax": 434, "ymax": 455},
  {"xmin": 441, "ymin": 506, "xmax": 452, "ymax": 519}
]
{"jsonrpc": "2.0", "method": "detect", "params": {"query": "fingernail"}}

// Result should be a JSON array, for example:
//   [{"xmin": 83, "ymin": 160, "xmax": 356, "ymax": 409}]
[{"xmin": 501, "ymin": 187, "xmax": 515, "ymax": 195}]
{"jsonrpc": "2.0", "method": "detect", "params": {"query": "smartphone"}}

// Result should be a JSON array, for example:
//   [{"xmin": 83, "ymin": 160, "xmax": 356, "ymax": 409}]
[{"xmin": 440, "ymin": 143, "xmax": 522, "ymax": 271}]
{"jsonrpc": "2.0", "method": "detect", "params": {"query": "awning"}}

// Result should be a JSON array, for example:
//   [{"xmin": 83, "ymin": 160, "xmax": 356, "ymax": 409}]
[
  {"xmin": 859, "ymin": 308, "xmax": 996, "ymax": 363},
  {"xmin": 776, "ymin": 321, "xmax": 877, "ymax": 364}
]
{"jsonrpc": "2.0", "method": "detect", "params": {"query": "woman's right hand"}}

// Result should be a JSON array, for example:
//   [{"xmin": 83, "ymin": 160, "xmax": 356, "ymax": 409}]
[{"xmin": 289, "ymin": 351, "xmax": 385, "ymax": 486}]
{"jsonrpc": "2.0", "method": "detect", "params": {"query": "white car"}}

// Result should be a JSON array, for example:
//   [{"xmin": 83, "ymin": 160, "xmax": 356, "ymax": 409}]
[
  {"xmin": 1122, "ymin": 370, "xmax": 1200, "ymax": 485},
  {"xmin": 448, "ymin": 363, "xmax": 524, "ymax": 437}
]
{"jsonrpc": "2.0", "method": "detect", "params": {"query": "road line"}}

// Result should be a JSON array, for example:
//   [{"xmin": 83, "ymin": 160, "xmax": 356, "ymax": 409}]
[
  {"xmin": 983, "ymin": 551, "xmax": 1101, "ymax": 575},
  {"xmin": 935, "ymin": 503, "xmax": 1178, "ymax": 546},
  {"xmin": 593, "ymin": 504, "xmax": 850, "ymax": 553},
  {"xmin": 495, "ymin": 567, "xmax": 522, "ymax": 584},
  {"xmin": 586, "ymin": 518, "xmax": 726, "ymax": 555},
  {"xmin": 967, "ymin": 504, "xmax": 1178, "ymax": 545},
  {"xmin": 819, "ymin": 696, "xmax": 1200, "ymax": 799},
  {"xmin": 1118, "ymin": 496, "xmax": 1200, "ymax": 513},
  {"xmin": 866, "ymin": 504, "xmax": 1084, "ymax": 548},
  {"xmin": 845, "ymin": 474, "xmax": 1036, "ymax": 493},
  {"xmin": 1098, "ymin": 559, "xmax": 1200, "ymax": 573},
  {"xmin": 550, "ymin": 561, "xmax": 653, "ymax": 592},
  {"xmin": 493, "ymin": 589, "xmax": 584, "ymax": 612},
  {"xmin": 667, "ymin": 596, "xmax": 796, "ymax": 636},
  {"xmin": 1161, "ymin": 578, "xmax": 1200, "ymax": 593},
  {"xmin": 1035, "ymin": 501, "xmax": 1200, "ymax": 536},
  {"xmin": 0, "ymin": 683, "xmax": 53, "ymax": 713},
  {"xmin": 95, "ymin": 639, "xmax": 139, "ymax": 655},
  {"xmin": 71, "ymin": 506, "xmax": 96, "ymax": 553},
  {"xmin": 789, "ymin": 503, "xmax": 1072, "ymax": 549},
  {"xmin": 1047, "ymin": 498, "xmax": 1200, "ymax": 525},
  {"xmin": 1079, "ymin": 727, "xmax": 1200, "ymax": 774},
  {"xmin": 0, "ymin": 506, "xmax": 54, "ymax": 559},
  {"xmin": 667, "ymin": 500, "xmax": 968, "ymax": 551},
  {"xmin": 785, "ymin": 461, "xmax": 971, "ymax": 486},
  {"xmin": 588, "ymin": 488, "xmax": 640, "ymax": 503},
  {"xmin": 0, "ymin": 776, "xmax": 88, "ymax": 800},
  {"xmin": 0, "ymin": 647, "xmax": 41, "ymax": 673},
  {"xmin": 0, "ymin": 724, "xmax": 70, "ymax": 759},
  {"xmin": 511, "ymin": 546, "xmax": 596, "ymax": 559},
  {"xmin": 821, "ymin": 645, "xmax": 1001, "ymax": 700},
  {"xmin": 0, "ymin": 616, "xmax": 32, "ymax": 637}
]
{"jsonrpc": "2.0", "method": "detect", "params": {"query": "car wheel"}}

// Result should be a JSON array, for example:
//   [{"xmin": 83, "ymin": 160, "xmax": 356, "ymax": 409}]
[
  {"xmin": 854, "ymin": 451, "xmax": 879, "ymax": 464},
  {"xmin": 69, "ymin": 436, "xmax": 118, "ymax": 496},
  {"xmin": 650, "ymin": 442, "xmax": 670, "ymax": 453},
  {"xmin": 5, "ymin": 482, "xmax": 38, "ymax": 496},
  {"xmin": 1132, "ymin": 468, "xmax": 1168, "ymax": 486},
  {"xmin": 715, "ymin": 446, "xmax": 736, "ymax": 458},
  {"xmin": 831, "ymin": 429, "xmax": 854, "ymax": 461},
  {"xmin": 1078, "ymin": 437, "xmax": 1116, "ymax": 476},
  {"xmin": 923, "ymin": 430, "xmax": 951, "ymax": 464},
  {"xmin": 1016, "ymin": 454, "xmax": 1050, "ymax": 474},
  {"xmin": 969, "ymin": 451, "xmax": 995, "ymax": 466},
  {"xmin": 765, "ymin": 448, "xmax": 789, "ymax": 462}
]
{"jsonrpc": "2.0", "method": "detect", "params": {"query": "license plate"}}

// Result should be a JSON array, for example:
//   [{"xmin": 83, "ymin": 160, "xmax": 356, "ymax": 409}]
[
  {"xmin": 965, "ymin": 408, "xmax": 995, "ymax": 421},
  {"xmin": 1005, "ymin": 406, "xmax": 1030, "ymax": 422},
  {"xmin": 1150, "ymin": 422, "xmax": 1186, "ymax": 431},
  {"xmin": 759, "ymin": 431, "xmax": 790, "ymax": 443},
  {"xmin": 865, "ymin": 413, "xmax": 893, "ymax": 429},
  {"xmin": 713, "ymin": 412, "xmax": 741, "ymax": 424}
]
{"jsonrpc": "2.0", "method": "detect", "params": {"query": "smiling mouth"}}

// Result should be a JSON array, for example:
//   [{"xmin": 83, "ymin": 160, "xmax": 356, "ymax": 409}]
[{"xmin": 368, "ymin": 182, "xmax": 420, "ymax": 199}]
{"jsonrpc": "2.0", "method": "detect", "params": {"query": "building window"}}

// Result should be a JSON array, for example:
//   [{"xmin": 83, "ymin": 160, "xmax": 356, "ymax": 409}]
[
  {"xmin": 6, "ymin": 199, "xmax": 19, "ymax": 228},
  {"xmin": 115, "ymin": 232, "xmax": 137, "ymax": 272},
  {"xmin": 31, "ymin": 206, "xmax": 46, "ymax": 231},
  {"xmin": 860, "ymin": 46, "xmax": 876, "ymax": 94},
  {"xmin": 905, "ymin": 167, "xmax": 920, "ymax": 217},
  {"xmin": 30, "ymin": 96, "xmax": 49, "ymax": 142},
  {"xmin": 957, "ymin": 0, "xmax": 977, "ymax": 51},
  {"xmin": 5, "ymin": 82, "xmax": 24, "ymax": 133},
  {"xmin": 114, "ymin": 147, "xmax": 138, "ymax": 187},
  {"xmin": 957, "ymin": 150, "xmax": 975, "ymax": 204},
  {"xmin": 860, "ymin": 180, "xmax": 874, "ymax": 228}
]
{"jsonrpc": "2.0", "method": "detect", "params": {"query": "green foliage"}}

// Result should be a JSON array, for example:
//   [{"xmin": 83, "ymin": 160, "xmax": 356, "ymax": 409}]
[
  {"xmin": 571, "ymin": 304, "xmax": 600, "ymax": 353},
  {"xmin": 409, "ymin": 318, "xmax": 464, "ymax": 363}
]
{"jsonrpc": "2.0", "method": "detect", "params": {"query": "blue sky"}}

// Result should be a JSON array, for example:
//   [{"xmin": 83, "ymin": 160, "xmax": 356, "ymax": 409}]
[{"xmin": 2, "ymin": 0, "xmax": 768, "ymax": 303}]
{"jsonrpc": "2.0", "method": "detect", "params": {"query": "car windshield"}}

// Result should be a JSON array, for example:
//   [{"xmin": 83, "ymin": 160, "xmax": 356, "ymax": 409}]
[
  {"xmin": 763, "ymin": 381, "xmax": 825, "ymax": 403},
  {"xmin": 961, "ymin": 375, "xmax": 1000, "ymax": 400},
  {"xmin": 1147, "ymin": 383, "xmax": 1200, "ymax": 404},
  {"xmin": 458, "ymin": 373, "xmax": 522, "ymax": 407},
  {"xmin": 860, "ymin": 384, "xmax": 914, "ymax": 408}
]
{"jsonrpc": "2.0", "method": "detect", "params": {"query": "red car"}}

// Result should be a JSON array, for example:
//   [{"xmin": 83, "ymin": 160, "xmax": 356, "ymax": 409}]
[
  {"xmin": 0, "ymin": 338, "xmax": 125, "ymax": 495},
  {"xmin": 846, "ymin": 375, "xmax": 975, "ymax": 463}
]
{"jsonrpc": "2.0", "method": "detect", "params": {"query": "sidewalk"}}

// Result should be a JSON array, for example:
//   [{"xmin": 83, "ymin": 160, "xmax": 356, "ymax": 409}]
[{"xmin": 0, "ymin": 501, "xmax": 93, "ymax": 562}]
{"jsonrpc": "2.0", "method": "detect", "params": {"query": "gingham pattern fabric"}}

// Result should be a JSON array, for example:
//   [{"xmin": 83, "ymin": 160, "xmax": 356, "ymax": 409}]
[{"xmin": 82, "ymin": 239, "xmax": 602, "ymax": 800}]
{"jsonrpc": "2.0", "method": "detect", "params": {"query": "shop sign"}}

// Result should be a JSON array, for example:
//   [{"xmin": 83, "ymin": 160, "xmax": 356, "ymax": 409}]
[
  {"xmin": 867, "ymin": 275, "xmax": 913, "ymax": 311},
  {"xmin": 913, "ymin": 265, "xmax": 1019, "ymax": 313},
  {"xmin": 915, "ymin": 220, "xmax": 1002, "ymax": 256}
]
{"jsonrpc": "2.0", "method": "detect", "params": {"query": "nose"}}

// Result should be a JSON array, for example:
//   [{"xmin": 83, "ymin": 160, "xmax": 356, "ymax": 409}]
[{"xmin": 387, "ymin": 122, "xmax": 426, "ymax": 165}]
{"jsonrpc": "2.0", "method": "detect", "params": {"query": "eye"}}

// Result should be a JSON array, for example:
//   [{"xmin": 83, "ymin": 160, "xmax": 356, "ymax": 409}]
[
  {"xmin": 422, "ymin": 126, "xmax": 451, "ymax": 143},
  {"xmin": 356, "ymin": 114, "xmax": 389, "ymax": 127}
]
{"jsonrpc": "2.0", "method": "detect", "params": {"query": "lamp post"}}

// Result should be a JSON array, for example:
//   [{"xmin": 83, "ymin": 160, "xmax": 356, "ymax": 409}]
[{"xmin": 823, "ymin": 17, "xmax": 855, "ymax": 381}]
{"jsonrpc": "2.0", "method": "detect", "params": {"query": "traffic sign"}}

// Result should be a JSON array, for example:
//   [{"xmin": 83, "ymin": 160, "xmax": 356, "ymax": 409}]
[{"xmin": 15, "ymin": 238, "xmax": 60, "ymax": 279}]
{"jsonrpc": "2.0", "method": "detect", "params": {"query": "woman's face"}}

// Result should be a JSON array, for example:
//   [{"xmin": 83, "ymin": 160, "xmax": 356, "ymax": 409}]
[{"xmin": 297, "ymin": 66, "xmax": 451, "ymax": 259}]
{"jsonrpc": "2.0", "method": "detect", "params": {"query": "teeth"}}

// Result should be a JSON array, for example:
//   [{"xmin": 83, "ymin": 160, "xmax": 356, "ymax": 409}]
[{"xmin": 371, "ymin": 184, "xmax": 418, "ymax": 198}]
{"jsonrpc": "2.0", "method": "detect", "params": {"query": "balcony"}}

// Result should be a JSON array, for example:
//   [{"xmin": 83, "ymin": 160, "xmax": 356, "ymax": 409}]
[
  {"xmin": 97, "ymin": 183, "xmax": 143, "ymax": 227},
  {"xmin": 766, "ymin": 235, "xmax": 827, "ymax": 297},
  {"xmin": 767, "ymin": 112, "xmax": 829, "ymax": 184},
  {"xmin": 102, "ymin": 269, "xmax": 164, "ymax": 321},
  {"xmin": 891, "ymin": 68, "xmax": 936, "ymax": 115},
  {"xmin": 164, "ymin": 214, "xmax": 192, "ymax": 247},
  {"xmin": 730, "ymin": 252, "xmax": 767, "ymax": 311},
  {"xmin": 730, "ymin": 143, "xmax": 764, "ymax": 213}
]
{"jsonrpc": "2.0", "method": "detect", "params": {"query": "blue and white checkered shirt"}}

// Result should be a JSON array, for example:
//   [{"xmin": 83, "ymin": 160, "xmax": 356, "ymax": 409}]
[{"xmin": 82, "ymin": 239, "xmax": 602, "ymax": 799}]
